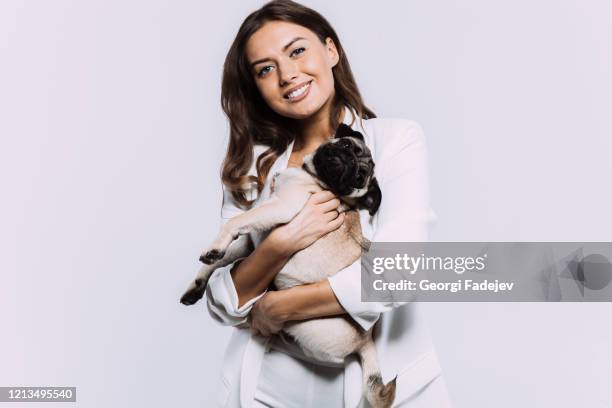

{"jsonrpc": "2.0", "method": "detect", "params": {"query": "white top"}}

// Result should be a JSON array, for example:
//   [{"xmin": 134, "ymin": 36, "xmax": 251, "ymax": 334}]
[{"xmin": 205, "ymin": 106, "xmax": 443, "ymax": 407}]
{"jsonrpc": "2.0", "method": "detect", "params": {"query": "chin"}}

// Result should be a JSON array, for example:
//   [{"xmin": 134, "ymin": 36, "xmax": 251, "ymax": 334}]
[{"xmin": 277, "ymin": 102, "xmax": 322, "ymax": 120}]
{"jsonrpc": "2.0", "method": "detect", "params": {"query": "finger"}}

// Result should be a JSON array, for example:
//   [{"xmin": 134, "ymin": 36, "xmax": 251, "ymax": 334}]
[
  {"xmin": 323, "ymin": 209, "xmax": 340, "ymax": 222},
  {"xmin": 325, "ymin": 211, "xmax": 346, "ymax": 231},
  {"xmin": 310, "ymin": 190, "xmax": 336, "ymax": 204},
  {"xmin": 318, "ymin": 197, "xmax": 341, "ymax": 212}
]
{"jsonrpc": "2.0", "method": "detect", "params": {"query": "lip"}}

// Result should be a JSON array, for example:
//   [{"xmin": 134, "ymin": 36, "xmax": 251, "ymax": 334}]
[{"xmin": 283, "ymin": 80, "xmax": 312, "ymax": 102}]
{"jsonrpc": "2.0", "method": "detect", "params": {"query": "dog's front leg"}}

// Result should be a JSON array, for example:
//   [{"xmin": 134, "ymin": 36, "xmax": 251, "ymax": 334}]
[
  {"xmin": 201, "ymin": 191, "xmax": 310, "ymax": 264},
  {"xmin": 181, "ymin": 234, "xmax": 253, "ymax": 305}
]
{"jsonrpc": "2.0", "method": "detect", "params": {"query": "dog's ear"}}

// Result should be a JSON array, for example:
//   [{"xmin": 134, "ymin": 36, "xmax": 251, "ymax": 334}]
[
  {"xmin": 357, "ymin": 177, "xmax": 382, "ymax": 216},
  {"xmin": 335, "ymin": 123, "xmax": 364, "ymax": 141}
]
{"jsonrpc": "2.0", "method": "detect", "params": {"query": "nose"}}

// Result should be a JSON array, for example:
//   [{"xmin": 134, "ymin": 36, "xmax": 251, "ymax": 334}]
[{"xmin": 278, "ymin": 59, "xmax": 299, "ymax": 86}]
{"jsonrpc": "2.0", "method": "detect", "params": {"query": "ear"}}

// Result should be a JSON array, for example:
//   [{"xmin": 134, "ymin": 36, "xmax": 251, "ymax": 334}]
[
  {"xmin": 357, "ymin": 177, "xmax": 382, "ymax": 216},
  {"xmin": 335, "ymin": 123, "xmax": 364, "ymax": 141},
  {"xmin": 325, "ymin": 37, "xmax": 340, "ymax": 68}
]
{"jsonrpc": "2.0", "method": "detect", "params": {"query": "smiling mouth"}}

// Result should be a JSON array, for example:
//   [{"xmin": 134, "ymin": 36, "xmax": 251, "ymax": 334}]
[{"xmin": 284, "ymin": 81, "xmax": 312, "ymax": 100}]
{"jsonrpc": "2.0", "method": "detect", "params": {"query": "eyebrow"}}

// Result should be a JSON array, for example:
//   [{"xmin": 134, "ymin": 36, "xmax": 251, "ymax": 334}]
[{"xmin": 250, "ymin": 37, "xmax": 306, "ymax": 67}]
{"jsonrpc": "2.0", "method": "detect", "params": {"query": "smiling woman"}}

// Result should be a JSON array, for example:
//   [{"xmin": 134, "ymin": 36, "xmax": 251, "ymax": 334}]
[
  {"xmin": 247, "ymin": 22, "xmax": 338, "ymax": 118},
  {"xmin": 199, "ymin": 1, "xmax": 453, "ymax": 407}
]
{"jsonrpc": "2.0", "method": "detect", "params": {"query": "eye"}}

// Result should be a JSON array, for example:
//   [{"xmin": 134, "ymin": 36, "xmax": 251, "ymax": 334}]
[
  {"xmin": 355, "ymin": 168, "xmax": 368, "ymax": 185},
  {"xmin": 338, "ymin": 139, "xmax": 351, "ymax": 148},
  {"xmin": 257, "ymin": 65, "xmax": 273, "ymax": 78},
  {"xmin": 291, "ymin": 47, "xmax": 306, "ymax": 57}
]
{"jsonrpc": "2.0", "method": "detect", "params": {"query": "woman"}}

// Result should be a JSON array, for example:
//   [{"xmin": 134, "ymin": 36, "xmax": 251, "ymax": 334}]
[{"xmin": 204, "ymin": 1, "xmax": 453, "ymax": 406}]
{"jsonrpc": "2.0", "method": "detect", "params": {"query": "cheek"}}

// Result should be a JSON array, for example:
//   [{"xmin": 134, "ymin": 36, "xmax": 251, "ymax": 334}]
[
  {"xmin": 306, "ymin": 56, "xmax": 335, "ymax": 93},
  {"xmin": 316, "ymin": 71, "xmax": 334, "ymax": 93},
  {"xmin": 256, "ymin": 81, "xmax": 278, "ymax": 104}
]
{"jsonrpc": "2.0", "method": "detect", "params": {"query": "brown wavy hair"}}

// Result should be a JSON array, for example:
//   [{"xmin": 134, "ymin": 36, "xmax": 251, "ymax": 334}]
[{"xmin": 220, "ymin": 0, "xmax": 376, "ymax": 208}]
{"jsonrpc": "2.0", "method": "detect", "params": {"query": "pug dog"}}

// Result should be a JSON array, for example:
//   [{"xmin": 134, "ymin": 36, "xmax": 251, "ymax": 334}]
[{"xmin": 181, "ymin": 123, "xmax": 396, "ymax": 408}]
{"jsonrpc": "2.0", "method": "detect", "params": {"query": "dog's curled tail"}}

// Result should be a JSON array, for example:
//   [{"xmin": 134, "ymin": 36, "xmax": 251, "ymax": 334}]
[{"xmin": 357, "ymin": 339, "xmax": 396, "ymax": 408}]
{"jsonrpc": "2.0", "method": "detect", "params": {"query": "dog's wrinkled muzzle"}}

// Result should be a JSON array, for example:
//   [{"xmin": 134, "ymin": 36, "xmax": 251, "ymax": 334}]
[{"xmin": 312, "ymin": 146, "xmax": 358, "ymax": 196}]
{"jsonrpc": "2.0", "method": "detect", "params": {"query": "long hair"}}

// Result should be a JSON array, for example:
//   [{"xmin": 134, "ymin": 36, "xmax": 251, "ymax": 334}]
[{"xmin": 220, "ymin": 0, "xmax": 376, "ymax": 208}]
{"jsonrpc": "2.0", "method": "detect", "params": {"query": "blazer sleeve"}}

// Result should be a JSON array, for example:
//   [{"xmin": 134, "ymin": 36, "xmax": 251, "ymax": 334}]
[
  {"xmin": 204, "ymin": 183, "xmax": 268, "ymax": 327},
  {"xmin": 327, "ymin": 120, "xmax": 437, "ymax": 331}
]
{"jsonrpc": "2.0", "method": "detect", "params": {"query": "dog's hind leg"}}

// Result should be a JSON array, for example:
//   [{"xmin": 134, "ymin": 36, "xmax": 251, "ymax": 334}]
[
  {"xmin": 201, "ymin": 191, "xmax": 310, "ymax": 264},
  {"xmin": 359, "ymin": 339, "xmax": 396, "ymax": 408},
  {"xmin": 181, "ymin": 234, "xmax": 253, "ymax": 305}
]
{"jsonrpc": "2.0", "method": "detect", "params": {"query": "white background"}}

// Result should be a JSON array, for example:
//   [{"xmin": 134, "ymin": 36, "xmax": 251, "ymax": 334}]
[{"xmin": 1, "ymin": 0, "xmax": 611, "ymax": 407}]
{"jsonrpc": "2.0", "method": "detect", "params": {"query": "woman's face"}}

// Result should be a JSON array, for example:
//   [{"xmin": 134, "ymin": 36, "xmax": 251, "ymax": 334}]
[{"xmin": 246, "ymin": 21, "xmax": 339, "ymax": 120}]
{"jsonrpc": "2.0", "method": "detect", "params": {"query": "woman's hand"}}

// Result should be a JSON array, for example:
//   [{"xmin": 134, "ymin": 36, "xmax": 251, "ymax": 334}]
[
  {"xmin": 248, "ymin": 290, "xmax": 287, "ymax": 337},
  {"xmin": 267, "ymin": 190, "xmax": 345, "ymax": 256}
]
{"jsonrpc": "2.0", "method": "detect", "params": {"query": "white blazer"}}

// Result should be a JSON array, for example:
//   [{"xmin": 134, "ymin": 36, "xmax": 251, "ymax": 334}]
[{"xmin": 205, "ymin": 106, "xmax": 447, "ymax": 407}]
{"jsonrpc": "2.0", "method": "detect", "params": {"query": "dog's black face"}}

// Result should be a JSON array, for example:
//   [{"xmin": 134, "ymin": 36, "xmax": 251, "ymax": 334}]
[{"xmin": 303, "ymin": 123, "xmax": 382, "ymax": 215}]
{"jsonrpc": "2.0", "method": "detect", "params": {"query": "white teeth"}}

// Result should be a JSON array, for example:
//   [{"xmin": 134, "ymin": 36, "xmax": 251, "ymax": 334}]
[{"xmin": 286, "ymin": 82, "xmax": 310, "ymax": 99}]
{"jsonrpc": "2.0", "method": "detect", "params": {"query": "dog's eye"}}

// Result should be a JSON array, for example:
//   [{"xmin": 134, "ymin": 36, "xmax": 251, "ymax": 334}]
[
  {"xmin": 355, "ymin": 169, "xmax": 367, "ymax": 185},
  {"xmin": 338, "ymin": 139, "xmax": 351, "ymax": 148}
]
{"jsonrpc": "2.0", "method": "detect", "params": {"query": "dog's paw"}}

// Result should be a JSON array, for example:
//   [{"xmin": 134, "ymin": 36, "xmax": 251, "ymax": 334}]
[
  {"xmin": 200, "ymin": 249, "xmax": 225, "ymax": 264},
  {"xmin": 366, "ymin": 374, "xmax": 396, "ymax": 408},
  {"xmin": 180, "ymin": 278, "xmax": 207, "ymax": 305}
]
